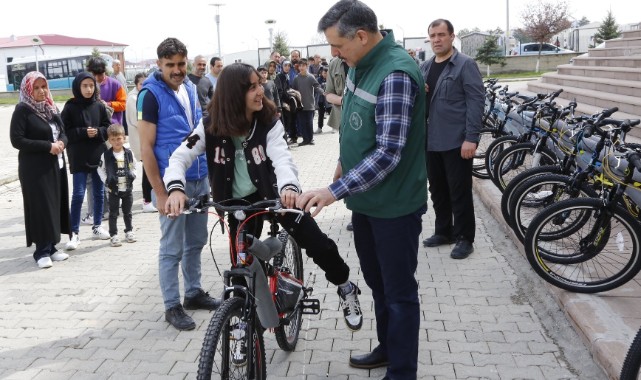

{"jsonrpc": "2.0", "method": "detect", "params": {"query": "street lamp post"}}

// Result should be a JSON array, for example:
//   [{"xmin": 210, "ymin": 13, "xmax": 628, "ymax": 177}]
[
  {"xmin": 209, "ymin": 3, "xmax": 225, "ymax": 57},
  {"xmin": 265, "ymin": 19, "xmax": 276, "ymax": 50},
  {"xmin": 32, "ymin": 37, "xmax": 43, "ymax": 73}
]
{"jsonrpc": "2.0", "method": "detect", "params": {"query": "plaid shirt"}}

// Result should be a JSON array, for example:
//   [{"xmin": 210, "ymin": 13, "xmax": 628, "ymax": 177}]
[{"xmin": 329, "ymin": 72, "xmax": 419, "ymax": 200}]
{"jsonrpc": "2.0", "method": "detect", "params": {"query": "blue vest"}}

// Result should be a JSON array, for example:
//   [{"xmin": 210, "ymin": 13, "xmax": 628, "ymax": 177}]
[{"xmin": 143, "ymin": 72, "xmax": 207, "ymax": 181}]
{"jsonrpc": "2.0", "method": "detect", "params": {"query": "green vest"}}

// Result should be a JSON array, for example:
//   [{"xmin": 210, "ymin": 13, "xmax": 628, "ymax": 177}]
[{"xmin": 340, "ymin": 32, "xmax": 427, "ymax": 218}]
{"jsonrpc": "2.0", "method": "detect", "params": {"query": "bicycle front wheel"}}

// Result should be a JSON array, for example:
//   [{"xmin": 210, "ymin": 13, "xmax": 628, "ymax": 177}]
[
  {"xmin": 473, "ymin": 128, "xmax": 504, "ymax": 179},
  {"xmin": 197, "ymin": 297, "xmax": 266, "ymax": 380},
  {"xmin": 621, "ymin": 327, "xmax": 641, "ymax": 380},
  {"xmin": 491, "ymin": 142, "xmax": 557, "ymax": 192},
  {"xmin": 274, "ymin": 230, "xmax": 304, "ymax": 351},
  {"xmin": 524, "ymin": 198, "xmax": 641, "ymax": 293}
]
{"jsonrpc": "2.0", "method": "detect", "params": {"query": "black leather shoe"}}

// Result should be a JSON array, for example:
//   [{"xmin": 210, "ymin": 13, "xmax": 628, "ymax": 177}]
[
  {"xmin": 349, "ymin": 346, "xmax": 389, "ymax": 369},
  {"xmin": 346, "ymin": 222, "xmax": 354, "ymax": 231},
  {"xmin": 422, "ymin": 234, "xmax": 454, "ymax": 247},
  {"xmin": 450, "ymin": 238, "xmax": 474, "ymax": 259},
  {"xmin": 165, "ymin": 304, "xmax": 196, "ymax": 331},
  {"xmin": 184, "ymin": 289, "xmax": 221, "ymax": 310}
]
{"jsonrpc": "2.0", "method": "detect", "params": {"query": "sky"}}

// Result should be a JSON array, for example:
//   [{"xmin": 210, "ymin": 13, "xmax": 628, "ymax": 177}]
[{"xmin": 2, "ymin": 0, "xmax": 639, "ymax": 61}]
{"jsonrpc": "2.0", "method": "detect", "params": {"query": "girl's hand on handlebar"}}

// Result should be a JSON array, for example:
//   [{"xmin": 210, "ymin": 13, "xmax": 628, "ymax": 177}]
[
  {"xmin": 280, "ymin": 189, "xmax": 298, "ymax": 209},
  {"xmin": 165, "ymin": 191, "xmax": 187, "ymax": 218}
]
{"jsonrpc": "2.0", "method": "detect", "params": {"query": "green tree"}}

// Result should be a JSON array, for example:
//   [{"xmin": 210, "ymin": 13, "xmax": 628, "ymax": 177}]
[
  {"xmin": 273, "ymin": 31, "xmax": 290, "ymax": 58},
  {"xmin": 91, "ymin": 48, "xmax": 101, "ymax": 57},
  {"xmin": 520, "ymin": 0, "xmax": 571, "ymax": 72},
  {"xmin": 593, "ymin": 11, "xmax": 621, "ymax": 45},
  {"xmin": 577, "ymin": 16, "xmax": 590, "ymax": 27},
  {"xmin": 512, "ymin": 28, "xmax": 534, "ymax": 44},
  {"xmin": 458, "ymin": 27, "xmax": 480, "ymax": 37},
  {"xmin": 475, "ymin": 35, "xmax": 506, "ymax": 76}
]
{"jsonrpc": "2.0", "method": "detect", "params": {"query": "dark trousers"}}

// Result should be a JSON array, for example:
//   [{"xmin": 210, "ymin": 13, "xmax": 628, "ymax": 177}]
[
  {"xmin": 142, "ymin": 167, "xmax": 152, "ymax": 203},
  {"xmin": 352, "ymin": 205, "xmax": 425, "ymax": 380},
  {"xmin": 283, "ymin": 110, "xmax": 297, "ymax": 140},
  {"xmin": 108, "ymin": 190, "xmax": 133, "ymax": 236},
  {"xmin": 227, "ymin": 194, "xmax": 350, "ymax": 285},
  {"xmin": 317, "ymin": 107, "xmax": 326, "ymax": 129},
  {"xmin": 297, "ymin": 110, "xmax": 314, "ymax": 143},
  {"xmin": 33, "ymin": 242, "xmax": 57, "ymax": 261},
  {"xmin": 427, "ymin": 148, "xmax": 476, "ymax": 242}
]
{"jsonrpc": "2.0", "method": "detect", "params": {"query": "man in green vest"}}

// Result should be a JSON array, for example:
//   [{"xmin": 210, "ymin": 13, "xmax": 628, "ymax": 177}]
[{"xmin": 298, "ymin": 1, "xmax": 427, "ymax": 378}]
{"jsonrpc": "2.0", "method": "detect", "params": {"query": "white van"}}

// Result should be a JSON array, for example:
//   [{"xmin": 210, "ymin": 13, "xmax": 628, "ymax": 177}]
[{"xmin": 513, "ymin": 43, "xmax": 574, "ymax": 55}]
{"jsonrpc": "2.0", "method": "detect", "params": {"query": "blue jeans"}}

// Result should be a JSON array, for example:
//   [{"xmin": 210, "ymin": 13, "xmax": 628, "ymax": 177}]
[
  {"xmin": 70, "ymin": 170, "xmax": 104, "ymax": 233},
  {"xmin": 153, "ymin": 178, "xmax": 209, "ymax": 310},
  {"xmin": 352, "ymin": 205, "xmax": 426, "ymax": 380}
]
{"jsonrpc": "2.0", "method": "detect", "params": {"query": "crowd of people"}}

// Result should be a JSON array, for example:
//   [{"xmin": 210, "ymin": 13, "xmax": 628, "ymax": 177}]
[{"xmin": 10, "ymin": 0, "xmax": 485, "ymax": 378}]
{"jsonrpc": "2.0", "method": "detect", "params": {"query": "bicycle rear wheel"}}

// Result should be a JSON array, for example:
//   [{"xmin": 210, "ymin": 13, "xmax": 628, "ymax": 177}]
[
  {"xmin": 273, "ymin": 231, "xmax": 304, "ymax": 351},
  {"xmin": 485, "ymin": 135, "xmax": 519, "ymax": 181},
  {"xmin": 524, "ymin": 198, "xmax": 641, "ymax": 293},
  {"xmin": 197, "ymin": 297, "xmax": 266, "ymax": 380},
  {"xmin": 621, "ymin": 327, "xmax": 641, "ymax": 380}
]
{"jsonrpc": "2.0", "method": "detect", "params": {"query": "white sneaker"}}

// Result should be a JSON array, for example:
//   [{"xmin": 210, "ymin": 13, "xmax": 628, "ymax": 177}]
[
  {"xmin": 37, "ymin": 257, "xmax": 53, "ymax": 269},
  {"xmin": 125, "ymin": 231, "xmax": 136, "ymax": 243},
  {"xmin": 65, "ymin": 233, "xmax": 80, "ymax": 251},
  {"xmin": 110, "ymin": 235, "xmax": 122, "ymax": 247},
  {"xmin": 92, "ymin": 226, "xmax": 110, "ymax": 240},
  {"xmin": 338, "ymin": 282, "xmax": 363, "ymax": 331},
  {"xmin": 51, "ymin": 252, "xmax": 69, "ymax": 261},
  {"xmin": 81, "ymin": 213, "xmax": 93, "ymax": 225},
  {"xmin": 142, "ymin": 202, "xmax": 158, "ymax": 213},
  {"xmin": 314, "ymin": 128, "xmax": 323, "ymax": 134}
]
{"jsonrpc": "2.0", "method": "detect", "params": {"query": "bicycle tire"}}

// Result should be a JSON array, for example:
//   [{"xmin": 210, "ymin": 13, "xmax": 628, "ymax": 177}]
[
  {"xmin": 491, "ymin": 142, "xmax": 557, "ymax": 192},
  {"xmin": 473, "ymin": 128, "xmax": 505, "ymax": 179},
  {"xmin": 273, "ymin": 230, "xmax": 304, "ymax": 352},
  {"xmin": 524, "ymin": 198, "xmax": 641, "ymax": 293},
  {"xmin": 500, "ymin": 165, "xmax": 562, "ymax": 227},
  {"xmin": 485, "ymin": 135, "xmax": 519, "ymax": 181},
  {"xmin": 197, "ymin": 297, "xmax": 266, "ymax": 380},
  {"xmin": 509, "ymin": 173, "xmax": 598, "ymax": 244},
  {"xmin": 620, "ymin": 327, "xmax": 641, "ymax": 380}
]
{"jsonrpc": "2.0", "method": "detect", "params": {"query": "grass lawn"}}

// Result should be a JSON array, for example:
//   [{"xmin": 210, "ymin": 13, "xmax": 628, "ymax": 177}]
[{"xmin": 0, "ymin": 95, "xmax": 69, "ymax": 105}]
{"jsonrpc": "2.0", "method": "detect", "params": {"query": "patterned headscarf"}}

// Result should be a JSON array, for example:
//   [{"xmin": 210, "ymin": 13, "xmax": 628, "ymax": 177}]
[{"xmin": 19, "ymin": 71, "xmax": 58, "ymax": 122}]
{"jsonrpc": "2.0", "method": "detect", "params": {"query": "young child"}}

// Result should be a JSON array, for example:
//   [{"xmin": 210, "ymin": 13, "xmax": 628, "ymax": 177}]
[
  {"xmin": 61, "ymin": 72, "xmax": 111, "ymax": 250},
  {"xmin": 291, "ymin": 58, "xmax": 321, "ymax": 146},
  {"xmin": 97, "ymin": 124, "xmax": 137, "ymax": 247}
]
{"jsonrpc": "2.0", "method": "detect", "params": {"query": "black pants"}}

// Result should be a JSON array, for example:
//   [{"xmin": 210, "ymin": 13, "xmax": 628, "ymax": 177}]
[
  {"xmin": 108, "ymin": 190, "xmax": 133, "ymax": 236},
  {"xmin": 317, "ymin": 106, "xmax": 326, "ymax": 129},
  {"xmin": 142, "ymin": 167, "xmax": 152, "ymax": 203},
  {"xmin": 426, "ymin": 148, "xmax": 475, "ymax": 242},
  {"xmin": 283, "ymin": 110, "xmax": 298, "ymax": 140},
  {"xmin": 226, "ymin": 194, "xmax": 350, "ymax": 286}
]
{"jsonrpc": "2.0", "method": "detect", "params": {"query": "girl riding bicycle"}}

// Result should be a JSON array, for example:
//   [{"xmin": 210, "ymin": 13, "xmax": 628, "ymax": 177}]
[{"xmin": 163, "ymin": 62, "xmax": 363, "ymax": 331}]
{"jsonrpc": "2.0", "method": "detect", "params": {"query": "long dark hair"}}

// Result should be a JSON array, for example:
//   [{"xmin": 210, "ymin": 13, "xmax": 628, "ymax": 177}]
[{"xmin": 206, "ymin": 63, "xmax": 277, "ymax": 137}]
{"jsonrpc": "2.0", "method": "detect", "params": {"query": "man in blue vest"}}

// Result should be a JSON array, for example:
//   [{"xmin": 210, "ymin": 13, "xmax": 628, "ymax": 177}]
[
  {"xmin": 138, "ymin": 38, "xmax": 219, "ymax": 331},
  {"xmin": 298, "ymin": 1, "xmax": 427, "ymax": 378}
]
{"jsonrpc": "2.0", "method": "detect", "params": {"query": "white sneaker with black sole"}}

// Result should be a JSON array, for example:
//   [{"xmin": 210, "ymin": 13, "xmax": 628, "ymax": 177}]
[
  {"xmin": 92, "ymin": 226, "xmax": 110, "ymax": 240},
  {"xmin": 81, "ymin": 213, "xmax": 93, "ymax": 225}
]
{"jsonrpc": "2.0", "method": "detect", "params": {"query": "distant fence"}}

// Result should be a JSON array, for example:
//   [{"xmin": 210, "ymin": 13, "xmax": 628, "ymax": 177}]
[{"xmin": 476, "ymin": 53, "xmax": 581, "ymax": 74}]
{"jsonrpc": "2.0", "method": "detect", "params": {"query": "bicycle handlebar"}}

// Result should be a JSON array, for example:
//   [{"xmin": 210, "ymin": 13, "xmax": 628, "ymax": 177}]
[{"xmin": 185, "ymin": 196, "xmax": 305, "ymax": 217}]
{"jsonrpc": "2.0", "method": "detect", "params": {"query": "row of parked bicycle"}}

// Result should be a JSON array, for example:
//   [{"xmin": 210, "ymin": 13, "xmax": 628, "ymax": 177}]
[{"xmin": 476, "ymin": 78, "xmax": 641, "ymax": 295}]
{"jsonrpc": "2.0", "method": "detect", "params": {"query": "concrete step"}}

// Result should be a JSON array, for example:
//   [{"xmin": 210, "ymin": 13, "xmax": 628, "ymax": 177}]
[
  {"xmin": 527, "ymin": 81, "xmax": 641, "ymax": 118},
  {"xmin": 588, "ymin": 46, "xmax": 641, "ymax": 57},
  {"xmin": 604, "ymin": 36, "xmax": 641, "ymax": 49},
  {"xmin": 540, "ymin": 73, "xmax": 641, "ymax": 97},
  {"xmin": 622, "ymin": 29, "xmax": 641, "ymax": 39},
  {"xmin": 571, "ymin": 55, "xmax": 641, "ymax": 69},
  {"xmin": 557, "ymin": 64, "xmax": 641, "ymax": 81}
]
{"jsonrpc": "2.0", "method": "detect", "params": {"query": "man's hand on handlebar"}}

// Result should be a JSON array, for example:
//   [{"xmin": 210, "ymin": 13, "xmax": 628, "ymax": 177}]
[
  {"xmin": 165, "ymin": 191, "xmax": 188, "ymax": 218},
  {"xmin": 296, "ymin": 188, "xmax": 336, "ymax": 217}
]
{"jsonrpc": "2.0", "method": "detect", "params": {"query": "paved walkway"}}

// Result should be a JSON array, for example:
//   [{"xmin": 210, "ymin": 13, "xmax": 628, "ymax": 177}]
[{"xmin": 0, "ymin": 104, "xmax": 612, "ymax": 379}]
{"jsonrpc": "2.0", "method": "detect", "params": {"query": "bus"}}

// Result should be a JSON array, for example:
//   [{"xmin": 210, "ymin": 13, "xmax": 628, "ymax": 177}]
[{"xmin": 5, "ymin": 53, "xmax": 113, "ymax": 91}]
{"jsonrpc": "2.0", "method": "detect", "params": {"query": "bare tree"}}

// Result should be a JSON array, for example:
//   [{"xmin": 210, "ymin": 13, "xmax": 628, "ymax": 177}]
[{"xmin": 520, "ymin": 0, "xmax": 571, "ymax": 72}]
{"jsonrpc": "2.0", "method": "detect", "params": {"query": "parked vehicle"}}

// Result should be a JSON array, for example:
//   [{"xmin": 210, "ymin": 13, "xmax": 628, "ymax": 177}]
[{"xmin": 513, "ymin": 42, "xmax": 574, "ymax": 56}]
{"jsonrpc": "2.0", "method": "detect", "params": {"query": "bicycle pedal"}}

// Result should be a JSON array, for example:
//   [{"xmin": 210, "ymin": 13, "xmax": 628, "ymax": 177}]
[{"xmin": 300, "ymin": 298, "xmax": 320, "ymax": 315}]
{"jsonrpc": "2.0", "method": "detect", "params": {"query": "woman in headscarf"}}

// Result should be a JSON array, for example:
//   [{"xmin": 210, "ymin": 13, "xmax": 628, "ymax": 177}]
[{"xmin": 10, "ymin": 71, "xmax": 71, "ymax": 269}]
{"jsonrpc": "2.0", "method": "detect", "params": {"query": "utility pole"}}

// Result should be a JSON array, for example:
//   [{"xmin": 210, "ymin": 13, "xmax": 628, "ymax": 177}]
[
  {"xmin": 265, "ymin": 19, "xmax": 276, "ymax": 50},
  {"xmin": 209, "ymin": 3, "xmax": 225, "ymax": 57},
  {"xmin": 506, "ymin": 0, "xmax": 510, "ymax": 56}
]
